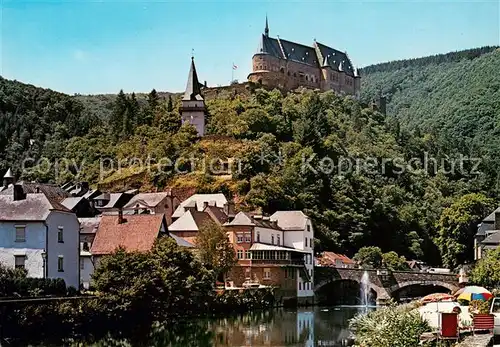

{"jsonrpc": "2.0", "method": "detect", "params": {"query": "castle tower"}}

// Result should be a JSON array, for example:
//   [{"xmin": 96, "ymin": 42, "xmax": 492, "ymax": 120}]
[{"xmin": 180, "ymin": 56, "xmax": 206, "ymax": 137}]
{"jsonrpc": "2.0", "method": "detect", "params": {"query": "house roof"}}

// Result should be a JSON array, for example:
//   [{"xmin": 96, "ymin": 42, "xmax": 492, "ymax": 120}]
[
  {"xmin": 482, "ymin": 231, "xmax": 500, "ymax": 245},
  {"xmin": 182, "ymin": 57, "xmax": 204, "ymax": 101},
  {"xmin": 482, "ymin": 207, "xmax": 500, "ymax": 222},
  {"xmin": 315, "ymin": 42, "xmax": 355, "ymax": 76},
  {"xmin": 91, "ymin": 214, "xmax": 165, "ymax": 255},
  {"xmin": 94, "ymin": 193, "xmax": 132, "ymax": 209},
  {"xmin": 3, "ymin": 168, "xmax": 14, "ymax": 178},
  {"xmin": 172, "ymin": 193, "xmax": 228, "ymax": 218},
  {"xmin": 78, "ymin": 216, "xmax": 101, "ymax": 234},
  {"xmin": 0, "ymin": 182, "xmax": 70, "ymax": 201},
  {"xmin": 123, "ymin": 192, "xmax": 170, "ymax": 210},
  {"xmin": 317, "ymin": 252, "xmax": 355, "ymax": 266},
  {"xmin": 83, "ymin": 189, "xmax": 101, "ymax": 200},
  {"xmin": 204, "ymin": 205, "xmax": 228, "ymax": 224},
  {"xmin": 61, "ymin": 197, "xmax": 84, "ymax": 211},
  {"xmin": 270, "ymin": 211, "xmax": 308, "ymax": 231},
  {"xmin": 168, "ymin": 210, "xmax": 213, "ymax": 232},
  {"xmin": 169, "ymin": 233, "xmax": 195, "ymax": 248},
  {"xmin": 224, "ymin": 211, "xmax": 281, "ymax": 230},
  {"xmin": 0, "ymin": 193, "xmax": 71, "ymax": 221}
]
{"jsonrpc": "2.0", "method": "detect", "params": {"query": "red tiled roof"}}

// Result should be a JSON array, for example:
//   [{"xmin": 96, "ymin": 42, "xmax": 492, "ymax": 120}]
[
  {"xmin": 91, "ymin": 214, "xmax": 165, "ymax": 255},
  {"xmin": 318, "ymin": 252, "xmax": 355, "ymax": 266},
  {"xmin": 168, "ymin": 187, "xmax": 197, "ymax": 204}
]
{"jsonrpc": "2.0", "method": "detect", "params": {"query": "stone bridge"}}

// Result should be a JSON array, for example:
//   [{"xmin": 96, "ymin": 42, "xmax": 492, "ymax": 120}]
[{"xmin": 314, "ymin": 267, "xmax": 460, "ymax": 304}]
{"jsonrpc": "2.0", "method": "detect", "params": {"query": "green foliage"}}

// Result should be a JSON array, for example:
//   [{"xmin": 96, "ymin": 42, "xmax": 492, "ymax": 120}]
[
  {"xmin": 468, "ymin": 299, "xmax": 492, "ymax": 314},
  {"xmin": 382, "ymin": 251, "xmax": 408, "ymax": 271},
  {"xmin": 350, "ymin": 302, "xmax": 430, "ymax": 347},
  {"xmin": 195, "ymin": 220, "xmax": 237, "ymax": 281},
  {"xmin": 92, "ymin": 237, "xmax": 214, "ymax": 322},
  {"xmin": 470, "ymin": 247, "xmax": 500, "ymax": 289},
  {"xmin": 353, "ymin": 247, "xmax": 383, "ymax": 269},
  {"xmin": 435, "ymin": 193, "xmax": 495, "ymax": 269}
]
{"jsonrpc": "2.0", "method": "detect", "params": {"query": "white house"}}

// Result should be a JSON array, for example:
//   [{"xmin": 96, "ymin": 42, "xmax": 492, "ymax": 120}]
[
  {"xmin": 271, "ymin": 211, "xmax": 315, "ymax": 300},
  {"xmin": 0, "ymin": 186, "xmax": 80, "ymax": 288}
]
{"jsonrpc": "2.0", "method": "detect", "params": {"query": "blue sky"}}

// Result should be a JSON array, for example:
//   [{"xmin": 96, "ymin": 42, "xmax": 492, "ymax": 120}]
[{"xmin": 1, "ymin": 0, "xmax": 499, "ymax": 95}]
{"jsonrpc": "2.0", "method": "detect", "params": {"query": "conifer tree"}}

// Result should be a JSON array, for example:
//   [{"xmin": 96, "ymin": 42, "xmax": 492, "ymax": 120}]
[
  {"xmin": 167, "ymin": 95, "xmax": 173, "ymax": 112},
  {"xmin": 110, "ymin": 89, "xmax": 128, "ymax": 139}
]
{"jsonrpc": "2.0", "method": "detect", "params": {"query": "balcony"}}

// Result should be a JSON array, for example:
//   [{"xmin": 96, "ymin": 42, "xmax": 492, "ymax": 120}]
[{"xmin": 250, "ymin": 259, "xmax": 304, "ymax": 266}]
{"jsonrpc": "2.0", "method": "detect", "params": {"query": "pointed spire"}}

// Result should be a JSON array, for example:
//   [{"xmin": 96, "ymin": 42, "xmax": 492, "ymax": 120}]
[
  {"xmin": 3, "ymin": 168, "xmax": 13, "ymax": 179},
  {"xmin": 265, "ymin": 14, "xmax": 269, "ymax": 37},
  {"xmin": 183, "ymin": 56, "xmax": 203, "ymax": 101}
]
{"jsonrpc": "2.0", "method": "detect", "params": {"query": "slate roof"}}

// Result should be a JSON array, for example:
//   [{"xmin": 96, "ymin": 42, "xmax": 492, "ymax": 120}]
[
  {"xmin": 0, "ymin": 182, "xmax": 70, "ymax": 201},
  {"xmin": 61, "ymin": 197, "xmax": 84, "ymax": 211},
  {"xmin": 78, "ymin": 216, "xmax": 101, "ymax": 234},
  {"xmin": 270, "ymin": 211, "xmax": 309, "ymax": 231},
  {"xmin": 3, "ymin": 168, "xmax": 14, "ymax": 178},
  {"xmin": 482, "ymin": 207, "xmax": 500, "ymax": 222},
  {"xmin": 0, "ymin": 193, "xmax": 71, "ymax": 221},
  {"xmin": 204, "ymin": 205, "xmax": 228, "ymax": 224},
  {"xmin": 172, "ymin": 193, "xmax": 228, "ymax": 218},
  {"xmin": 224, "ymin": 212, "xmax": 281, "ymax": 230},
  {"xmin": 255, "ymin": 33, "xmax": 355, "ymax": 76},
  {"xmin": 91, "ymin": 214, "xmax": 166, "ymax": 255},
  {"xmin": 482, "ymin": 231, "xmax": 500, "ymax": 245},
  {"xmin": 169, "ymin": 233, "xmax": 195, "ymax": 248},
  {"xmin": 182, "ymin": 57, "xmax": 204, "ymax": 101},
  {"xmin": 123, "ymin": 192, "xmax": 170, "ymax": 210},
  {"xmin": 168, "ymin": 210, "xmax": 214, "ymax": 232},
  {"xmin": 95, "ymin": 193, "xmax": 132, "ymax": 209}
]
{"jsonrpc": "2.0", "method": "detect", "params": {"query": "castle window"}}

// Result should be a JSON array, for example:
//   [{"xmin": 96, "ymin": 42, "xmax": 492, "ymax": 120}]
[
  {"xmin": 293, "ymin": 73, "xmax": 297, "ymax": 77},
  {"xmin": 306, "ymin": 76, "xmax": 308, "ymax": 81},
  {"xmin": 287, "ymin": 71, "xmax": 290, "ymax": 76},
  {"xmin": 280, "ymin": 67, "xmax": 285, "ymax": 73}
]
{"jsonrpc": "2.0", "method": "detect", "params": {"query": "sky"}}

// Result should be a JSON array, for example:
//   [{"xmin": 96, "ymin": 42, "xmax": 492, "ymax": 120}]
[{"xmin": 1, "ymin": 0, "xmax": 499, "ymax": 95}]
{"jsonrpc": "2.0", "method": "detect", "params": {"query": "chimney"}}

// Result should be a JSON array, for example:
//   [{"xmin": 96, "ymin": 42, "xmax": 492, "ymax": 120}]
[
  {"xmin": 80, "ymin": 182, "xmax": 89, "ymax": 195},
  {"xmin": 203, "ymin": 201, "xmax": 209, "ymax": 209},
  {"xmin": 117, "ymin": 209, "xmax": 125, "ymax": 224},
  {"xmin": 13, "ymin": 184, "xmax": 26, "ymax": 201},
  {"xmin": 204, "ymin": 81, "xmax": 207, "ymax": 88},
  {"xmin": 103, "ymin": 192, "xmax": 110, "ymax": 202},
  {"xmin": 494, "ymin": 211, "xmax": 500, "ymax": 230},
  {"xmin": 271, "ymin": 219, "xmax": 278, "ymax": 228}
]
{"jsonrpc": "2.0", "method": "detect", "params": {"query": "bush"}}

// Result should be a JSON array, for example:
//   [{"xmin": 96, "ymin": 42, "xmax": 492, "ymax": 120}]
[{"xmin": 350, "ymin": 302, "xmax": 430, "ymax": 347}]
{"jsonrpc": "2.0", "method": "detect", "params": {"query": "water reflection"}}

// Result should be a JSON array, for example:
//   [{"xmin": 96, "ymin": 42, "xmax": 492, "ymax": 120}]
[{"xmin": 4, "ymin": 307, "xmax": 363, "ymax": 347}]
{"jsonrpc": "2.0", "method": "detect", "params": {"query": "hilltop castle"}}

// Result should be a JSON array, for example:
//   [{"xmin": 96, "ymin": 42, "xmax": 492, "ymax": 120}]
[{"xmin": 248, "ymin": 17, "xmax": 361, "ymax": 97}]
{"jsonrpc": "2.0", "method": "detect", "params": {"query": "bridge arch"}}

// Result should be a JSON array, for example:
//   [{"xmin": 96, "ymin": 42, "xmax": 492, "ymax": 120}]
[
  {"xmin": 388, "ymin": 280, "xmax": 459, "ymax": 300},
  {"xmin": 315, "ymin": 278, "xmax": 389, "ymax": 305}
]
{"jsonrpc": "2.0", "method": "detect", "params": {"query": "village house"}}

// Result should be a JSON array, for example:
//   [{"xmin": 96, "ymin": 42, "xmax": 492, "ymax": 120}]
[
  {"xmin": 171, "ymin": 193, "xmax": 229, "ymax": 220},
  {"xmin": 224, "ymin": 211, "xmax": 314, "ymax": 304},
  {"xmin": 61, "ymin": 196, "xmax": 96, "ymax": 218},
  {"xmin": 316, "ymin": 252, "xmax": 355, "ymax": 268},
  {"xmin": 0, "ymin": 183, "xmax": 80, "ymax": 288},
  {"xmin": 122, "ymin": 192, "xmax": 180, "ymax": 225},
  {"xmin": 90, "ymin": 212, "xmax": 193, "ymax": 271},
  {"xmin": 78, "ymin": 216, "xmax": 100, "ymax": 289},
  {"xmin": 92, "ymin": 191, "xmax": 135, "ymax": 213},
  {"xmin": 474, "ymin": 207, "xmax": 500, "ymax": 260}
]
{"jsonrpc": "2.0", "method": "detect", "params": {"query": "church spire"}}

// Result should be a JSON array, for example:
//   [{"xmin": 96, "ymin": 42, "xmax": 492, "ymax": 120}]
[
  {"xmin": 265, "ymin": 15, "xmax": 269, "ymax": 37},
  {"xmin": 183, "ymin": 56, "xmax": 203, "ymax": 101}
]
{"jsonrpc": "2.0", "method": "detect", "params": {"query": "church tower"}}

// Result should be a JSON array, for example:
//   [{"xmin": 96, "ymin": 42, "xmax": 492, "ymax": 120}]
[{"xmin": 180, "ymin": 56, "xmax": 206, "ymax": 136}]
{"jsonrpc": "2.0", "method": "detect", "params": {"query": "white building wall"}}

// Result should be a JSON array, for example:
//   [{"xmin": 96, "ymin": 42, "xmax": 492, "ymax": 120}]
[
  {"xmin": 0, "ymin": 221, "xmax": 46, "ymax": 278},
  {"xmin": 46, "ymin": 211, "xmax": 80, "ymax": 288},
  {"xmin": 181, "ymin": 100, "xmax": 205, "ymax": 136},
  {"xmin": 80, "ymin": 254, "xmax": 94, "ymax": 289},
  {"xmin": 254, "ymin": 226, "xmax": 284, "ymax": 245}
]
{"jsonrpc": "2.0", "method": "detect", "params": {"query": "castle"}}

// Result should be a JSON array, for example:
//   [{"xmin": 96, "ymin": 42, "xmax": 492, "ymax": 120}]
[
  {"xmin": 180, "ymin": 57, "xmax": 206, "ymax": 137},
  {"xmin": 247, "ymin": 17, "xmax": 361, "ymax": 97}
]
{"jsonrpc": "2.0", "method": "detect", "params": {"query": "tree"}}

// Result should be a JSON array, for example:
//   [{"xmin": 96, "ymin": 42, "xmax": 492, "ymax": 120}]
[
  {"xmin": 167, "ymin": 95, "xmax": 173, "ymax": 112},
  {"xmin": 382, "ymin": 251, "xmax": 408, "ymax": 271},
  {"xmin": 195, "ymin": 220, "xmax": 236, "ymax": 282},
  {"xmin": 470, "ymin": 248, "xmax": 500, "ymax": 289},
  {"xmin": 353, "ymin": 246, "xmax": 383, "ymax": 269},
  {"xmin": 110, "ymin": 90, "xmax": 128, "ymax": 139},
  {"xmin": 435, "ymin": 193, "xmax": 495, "ymax": 269}
]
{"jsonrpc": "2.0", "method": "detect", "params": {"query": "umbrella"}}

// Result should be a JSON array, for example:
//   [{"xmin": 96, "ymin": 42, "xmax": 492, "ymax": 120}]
[
  {"xmin": 421, "ymin": 293, "xmax": 455, "ymax": 304},
  {"xmin": 456, "ymin": 286, "xmax": 492, "ymax": 301}
]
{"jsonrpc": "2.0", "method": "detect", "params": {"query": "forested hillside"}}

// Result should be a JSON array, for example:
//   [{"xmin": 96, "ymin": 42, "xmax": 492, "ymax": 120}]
[
  {"xmin": 361, "ymin": 47, "xmax": 500, "ymax": 190},
  {"xmin": 1, "ymin": 47, "xmax": 499, "ymax": 267}
]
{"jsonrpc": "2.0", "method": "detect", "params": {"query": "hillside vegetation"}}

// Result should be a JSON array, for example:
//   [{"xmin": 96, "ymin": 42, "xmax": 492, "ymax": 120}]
[{"xmin": 1, "ymin": 47, "xmax": 499, "ymax": 267}]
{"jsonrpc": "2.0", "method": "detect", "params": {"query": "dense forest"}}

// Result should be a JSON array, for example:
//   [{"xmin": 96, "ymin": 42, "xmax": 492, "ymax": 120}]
[{"xmin": 1, "ymin": 47, "xmax": 499, "ymax": 268}]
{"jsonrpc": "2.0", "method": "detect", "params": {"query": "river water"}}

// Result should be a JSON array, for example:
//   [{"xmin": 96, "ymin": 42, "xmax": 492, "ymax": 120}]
[{"xmin": 8, "ymin": 306, "xmax": 368, "ymax": 347}]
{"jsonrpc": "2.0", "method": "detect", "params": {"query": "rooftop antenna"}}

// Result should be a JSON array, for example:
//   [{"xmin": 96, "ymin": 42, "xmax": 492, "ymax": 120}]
[
  {"xmin": 191, "ymin": 48, "xmax": 194, "ymax": 60},
  {"xmin": 265, "ymin": 14, "xmax": 269, "ymax": 37}
]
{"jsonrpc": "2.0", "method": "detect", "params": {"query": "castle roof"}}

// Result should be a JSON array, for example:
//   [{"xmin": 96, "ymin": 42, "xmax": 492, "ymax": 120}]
[
  {"xmin": 255, "ymin": 34, "xmax": 355, "ymax": 76},
  {"xmin": 183, "ymin": 57, "xmax": 204, "ymax": 101}
]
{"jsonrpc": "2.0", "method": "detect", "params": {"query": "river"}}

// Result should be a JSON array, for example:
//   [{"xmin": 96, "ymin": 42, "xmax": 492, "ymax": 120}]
[{"xmin": 5, "ymin": 306, "xmax": 371, "ymax": 347}]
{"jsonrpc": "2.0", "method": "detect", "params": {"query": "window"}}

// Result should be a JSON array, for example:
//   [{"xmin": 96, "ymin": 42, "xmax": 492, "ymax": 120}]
[
  {"xmin": 245, "ymin": 267, "xmax": 251, "ymax": 279},
  {"xmin": 271, "ymin": 235, "xmax": 274, "ymax": 245},
  {"xmin": 58, "ymin": 256, "xmax": 64, "ymax": 272},
  {"xmin": 15, "ymin": 226, "xmax": 26, "ymax": 242},
  {"xmin": 277, "ymin": 235, "xmax": 280, "ymax": 246},
  {"xmin": 57, "ymin": 226, "xmax": 64, "ymax": 243},
  {"xmin": 307, "ymin": 225, "xmax": 311, "ymax": 232},
  {"xmin": 237, "ymin": 233, "xmax": 244, "ymax": 243},
  {"xmin": 264, "ymin": 268, "xmax": 271, "ymax": 279},
  {"xmin": 80, "ymin": 258, "xmax": 84, "ymax": 270},
  {"xmin": 257, "ymin": 231, "xmax": 260, "ymax": 242},
  {"xmin": 245, "ymin": 251, "xmax": 251, "ymax": 259},
  {"xmin": 244, "ymin": 233, "xmax": 251, "ymax": 243},
  {"xmin": 310, "ymin": 238, "xmax": 313, "ymax": 248},
  {"xmin": 305, "ymin": 238, "xmax": 308, "ymax": 247},
  {"xmin": 82, "ymin": 242, "xmax": 89, "ymax": 252},
  {"xmin": 14, "ymin": 255, "xmax": 26, "ymax": 269},
  {"xmin": 237, "ymin": 250, "xmax": 243, "ymax": 259},
  {"xmin": 299, "ymin": 282, "xmax": 302, "ymax": 290}
]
